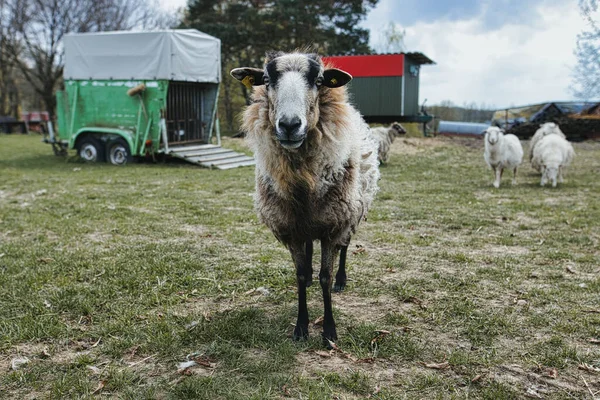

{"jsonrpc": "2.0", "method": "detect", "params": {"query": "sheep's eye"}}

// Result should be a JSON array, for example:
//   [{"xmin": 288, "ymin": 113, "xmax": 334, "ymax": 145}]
[
  {"xmin": 315, "ymin": 76, "xmax": 323, "ymax": 86},
  {"xmin": 263, "ymin": 76, "xmax": 270, "ymax": 86}
]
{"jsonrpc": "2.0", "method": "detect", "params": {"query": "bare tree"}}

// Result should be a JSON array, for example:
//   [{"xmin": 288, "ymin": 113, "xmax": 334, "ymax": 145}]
[
  {"xmin": 0, "ymin": 0, "xmax": 21, "ymax": 117},
  {"xmin": 375, "ymin": 22, "xmax": 406, "ymax": 54},
  {"xmin": 2, "ymin": 0, "xmax": 175, "ymax": 118},
  {"xmin": 572, "ymin": 0, "xmax": 600, "ymax": 99}
]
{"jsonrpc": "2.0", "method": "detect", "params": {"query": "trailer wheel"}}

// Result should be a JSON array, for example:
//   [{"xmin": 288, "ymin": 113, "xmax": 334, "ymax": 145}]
[
  {"xmin": 78, "ymin": 136, "xmax": 105, "ymax": 162},
  {"xmin": 107, "ymin": 138, "xmax": 132, "ymax": 166}
]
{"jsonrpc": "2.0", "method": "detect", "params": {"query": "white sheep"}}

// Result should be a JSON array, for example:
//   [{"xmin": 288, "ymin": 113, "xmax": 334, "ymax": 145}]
[
  {"xmin": 529, "ymin": 122, "xmax": 566, "ymax": 172},
  {"xmin": 370, "ymin": 122, "xmax": 407, "ymax": 164},
  {"xmin": 231, "ymin": 51, "xmax": 380, "ymax": 346},
  {"xmin": 531, "ymin": 134, "xmax": 575, "ymax": 187},
  {"xmin": 483, "ymin": 126, "xmax": 524, "ymax": 188}
]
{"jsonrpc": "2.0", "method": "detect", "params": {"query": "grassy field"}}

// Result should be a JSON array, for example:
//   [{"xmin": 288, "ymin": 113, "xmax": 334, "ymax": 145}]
[{"xmin": 1, "ymin": 133, "xmax": 599, "ymax": 399}]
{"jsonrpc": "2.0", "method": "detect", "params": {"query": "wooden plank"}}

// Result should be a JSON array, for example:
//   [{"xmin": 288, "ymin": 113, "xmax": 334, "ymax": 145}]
[
  {"xmin": 168, "ymin": 144, "xmax": 255, "ymax": 169},
  {"xmin": 200, "ymin": 154, "xmax": 252, "ymax": 165}
]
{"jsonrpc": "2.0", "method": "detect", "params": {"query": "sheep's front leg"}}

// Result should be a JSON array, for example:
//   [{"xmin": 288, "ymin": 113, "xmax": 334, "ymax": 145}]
[
  {"xmin": 333, "ymin": 245, "xmax": 348, "ymax": 292},
  {"xmin": 512, "ymin": 167, "xmax": 518, "ymax": 186},
  {"xmin": 290, "ymin": 242, "xmax": 310, "ymax": 340},
  {"xmin": 305, "ymin": 240, "xmax": 313, "ymax": 287},
  {"xmin": 558, "ymin": 166, "xmax": 564, "ymax": 183},
  {"xmin": 320, "ymin": 238, "xmax": 338, "ymax": 346},
  {"xmin": 493, "ymin": 167, "xmax": 502, "ymax": 188}
]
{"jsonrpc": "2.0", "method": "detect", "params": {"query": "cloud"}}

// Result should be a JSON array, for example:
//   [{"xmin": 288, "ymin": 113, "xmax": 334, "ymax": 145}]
[
  {"xmin": 159, "ymin": 0, "xmax": 186, "ymax": 11},
  {"xmin": 365, "ymin": 0, "xmax": 582, "ymax": 107},
  {"xmin": 365, "ymin": 0, "xmax": 554, "ymax": 28}
]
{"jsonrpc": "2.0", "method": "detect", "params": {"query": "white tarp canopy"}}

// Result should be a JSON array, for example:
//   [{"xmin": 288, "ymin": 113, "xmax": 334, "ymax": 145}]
[{"xmin": 64, "ymin": 29, "xmax": 221, "ymax": 83}]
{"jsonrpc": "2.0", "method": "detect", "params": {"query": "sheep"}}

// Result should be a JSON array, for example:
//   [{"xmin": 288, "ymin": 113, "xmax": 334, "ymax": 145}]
[
  {"xmin": 231, "ymin": 51, "xmax": 380, "ymax": 346},
  {"xmin": 483, "ymin": 126, "xmax": 524, "ymax": 188},
  {"xmin": 531, "ymin": 134, "xmax": 575, "ymax": 187},
  {"xmin": 528, "ymin": 122, "xmax": 566, "ymax": 172},
  {"xmin": 370, "ymin": 122, "xmax": 407, "ymax": 164}
]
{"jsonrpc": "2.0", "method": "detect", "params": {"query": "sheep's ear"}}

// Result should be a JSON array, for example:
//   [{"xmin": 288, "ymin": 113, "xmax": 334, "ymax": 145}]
[
  {"xmin": 230, "ymin": 68, "xmax": 265, "ymax": 89},
  {"xmin": 322, "ymin": 68, "xmax": 352, "ymax": 88},
  {"xmin": 481, "ymin": 130, "xmax": 488, "ymax": 135}
]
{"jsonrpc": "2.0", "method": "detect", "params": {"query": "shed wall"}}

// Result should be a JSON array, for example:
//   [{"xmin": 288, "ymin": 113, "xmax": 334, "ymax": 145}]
[
  {"xmin": 347, "ymin": 77, "xmax": 403, "ymax": 116},
  {"xmin": 403, "ymin": 58, "xmax": 420, "ymax": 116}
]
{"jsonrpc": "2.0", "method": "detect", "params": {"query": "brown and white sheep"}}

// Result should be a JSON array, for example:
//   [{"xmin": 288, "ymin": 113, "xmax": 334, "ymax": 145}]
[
  {"xmin": 370, "ymin": 122, "xmax": 407, "ymax": 164},
  {"xmin": 231, "ymin": 51, "xmax": 379, "ymax": 346}
]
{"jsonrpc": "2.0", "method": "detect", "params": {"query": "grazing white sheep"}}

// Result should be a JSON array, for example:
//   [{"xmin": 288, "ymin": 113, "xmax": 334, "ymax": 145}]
[
  {"xmin": 370, "ymin": 122, "xmax": 407, "ymax": 164},
  {"xmin": 531, "ymin": 134, "xmax": 575, "ymax": 187},
  {"xmin": 483, "ymin": 127, "xmax": 524, "ymax": 188},
  {"xmin": 529, "ymin": 122, "xmax": 566, "ymax": 172},
  {"xmin": 231, "ymin": 51, "xmax": 380, "ymax": 346}
]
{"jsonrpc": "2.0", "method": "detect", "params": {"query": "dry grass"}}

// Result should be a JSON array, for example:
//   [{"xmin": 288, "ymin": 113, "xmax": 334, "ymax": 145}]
[{"xmin": 0, "ymin": 133, "xmax": 599, "ymax": 399}]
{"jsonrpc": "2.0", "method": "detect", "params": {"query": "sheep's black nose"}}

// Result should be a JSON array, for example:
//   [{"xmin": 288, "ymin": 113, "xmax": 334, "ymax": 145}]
[{"xmin": 278, "ymin": 117, "xmax": 302, "ymax": 136}]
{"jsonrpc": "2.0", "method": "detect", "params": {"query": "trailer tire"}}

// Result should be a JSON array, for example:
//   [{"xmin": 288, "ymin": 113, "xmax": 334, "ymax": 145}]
[
  {"xmin": 107, "ymin": 138, "xmax": 132, "ymax": 166},
  {"xmin": 77, "ymin": 136, "xmax": 105, "ymax": 163}
]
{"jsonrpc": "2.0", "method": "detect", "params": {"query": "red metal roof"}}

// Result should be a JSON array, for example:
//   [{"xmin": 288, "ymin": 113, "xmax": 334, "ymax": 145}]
[{"xmin": 323, "ymin": 54, "xmax": 405, "ymax": 78}]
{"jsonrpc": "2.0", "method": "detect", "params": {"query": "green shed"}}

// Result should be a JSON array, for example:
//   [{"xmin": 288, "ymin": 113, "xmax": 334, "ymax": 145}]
[{"xmin": 323, "ymin": 53, "xmax": 435, "ymax": 124}]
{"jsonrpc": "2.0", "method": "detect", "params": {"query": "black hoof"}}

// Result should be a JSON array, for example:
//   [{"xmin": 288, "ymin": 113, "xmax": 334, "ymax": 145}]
[
  {"xmin": 293, "ymin": 325, "xmax": 309, "ymax": 341},
  {"xmin": 322, "ymin": 330, "xmax": 338, "ymax": 348},
  {"xmin": 333, "ymin": 281, "xmax": 346, "ymax": 292},
  {"xmin": 306, "ymin": 278, "xmax": 313, "ymax": 288}
]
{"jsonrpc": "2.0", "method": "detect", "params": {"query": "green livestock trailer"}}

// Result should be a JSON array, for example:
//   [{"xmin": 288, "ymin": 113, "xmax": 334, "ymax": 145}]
[{"xmin": 46, "ymin": 29, "xmax": 254, "ymax": 169}]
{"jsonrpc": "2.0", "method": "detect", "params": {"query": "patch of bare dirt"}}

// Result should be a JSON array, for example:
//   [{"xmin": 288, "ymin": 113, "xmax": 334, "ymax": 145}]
[
  {"xmin": 392, "ymin": 137, "xmax": 449, "ymax": 155},
  {"xmin": 179, "ymin": 224, "xmax": 210, "ymax": 236},
  {"xmin": 469, "ymin": 244, "xmax": 531, "ymax": 257},
  {"xmin": 1, "ymin": 341, "xmax": 95, "ymax": 373},
  {"xmin": 492, "ymin": 363, "xmax": 589, "ymax": 398},
  {"xmin": 85, "ymin": 232, "xmax": 113, "ymax": 243}
]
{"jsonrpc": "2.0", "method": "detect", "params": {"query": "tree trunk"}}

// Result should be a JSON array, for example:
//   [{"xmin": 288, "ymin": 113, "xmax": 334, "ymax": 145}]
[{"xmin": 43, "ymin": 91, "xmax": 56, "ymax": 120}]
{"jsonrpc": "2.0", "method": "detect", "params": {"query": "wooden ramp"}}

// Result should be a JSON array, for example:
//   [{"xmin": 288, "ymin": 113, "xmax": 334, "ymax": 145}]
[{"xmin": 168, "ymin": 144, "xmax": 255, "ymax": 169}]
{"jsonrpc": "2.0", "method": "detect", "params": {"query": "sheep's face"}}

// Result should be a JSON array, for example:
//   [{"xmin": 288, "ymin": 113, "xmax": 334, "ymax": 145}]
[
  {"xmin": 541, "ymin": 164, "xmax": 559, "ymax": 187},
  {"xmin": 231, "ymin": 53, "xmax": 352, "ymax": 150},
  {"xmin": 391, "ymin": 122, "xmax": 407, "ymax": 136},
  {"xmin": 485, "ymin": 128, "xmax": 503, "ymax": 145}
]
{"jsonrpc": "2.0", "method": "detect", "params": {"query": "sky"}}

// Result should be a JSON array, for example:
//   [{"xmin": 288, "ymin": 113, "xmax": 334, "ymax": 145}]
[{"xmin": 160, "ymin": 0, "xmax": 585, "ymax": 108}]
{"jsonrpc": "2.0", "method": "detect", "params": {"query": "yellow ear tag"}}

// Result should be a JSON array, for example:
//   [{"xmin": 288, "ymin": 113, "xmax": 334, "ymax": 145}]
[
  {"xmin": 330, "ymin": 78, "xmax": 338, "ymax": 86},
  {"xmin": 242, "ymin": 75, "xmax": 254, "ymax": 89}
]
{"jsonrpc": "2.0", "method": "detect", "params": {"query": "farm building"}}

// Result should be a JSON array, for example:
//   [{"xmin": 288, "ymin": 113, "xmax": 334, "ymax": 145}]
[
  {"xmin": 492, "ymin": 101, "xmax": 600, "ymax": 141},
  {"xmin": 437, "ymin": 121, "xmax": 490, "ymax": 137},
  {"xmin": 322, "ymin": 53, "xmax": 435, "ymax": 124}
]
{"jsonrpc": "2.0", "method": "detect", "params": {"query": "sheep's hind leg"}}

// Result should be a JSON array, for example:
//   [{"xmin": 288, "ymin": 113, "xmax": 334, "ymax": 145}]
[
  {"xmin": 290, "ymin": 242, "xmax": 310, "ymax": 340},
  {"xmin": 333, "ymin": 245, "xmax": 348, "ymax": 292},
  {"xmin": 512, "ymin": 167, "xmax": 518, "ymax": 185},
  {"xmin": 320, "ymin": 238, "xmax": 338, "ymax": 347},
  {"xmin": 305, "ymin": 240, "xmax": 313, "ymax": 287}
]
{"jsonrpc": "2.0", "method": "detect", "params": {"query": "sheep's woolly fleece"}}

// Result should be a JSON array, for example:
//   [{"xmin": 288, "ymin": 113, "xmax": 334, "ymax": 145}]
[{"xmin": 239, "ymin": 51, "xmax": 380, "ymax": 246}]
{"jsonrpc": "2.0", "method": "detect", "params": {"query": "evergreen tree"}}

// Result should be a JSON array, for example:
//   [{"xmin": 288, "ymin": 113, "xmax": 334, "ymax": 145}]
[{"xmin": 182, "ymin": 0, "xmax": 378, "ymax": 131}]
